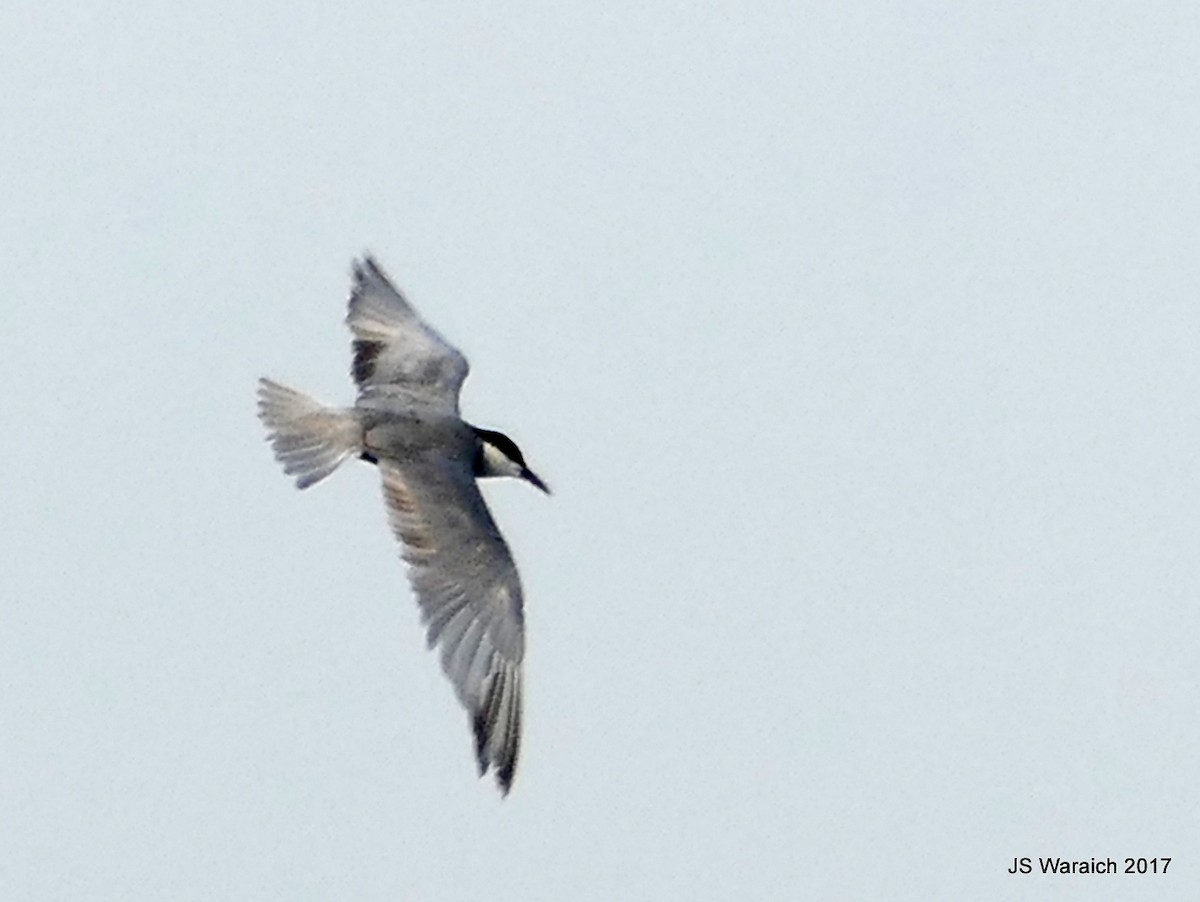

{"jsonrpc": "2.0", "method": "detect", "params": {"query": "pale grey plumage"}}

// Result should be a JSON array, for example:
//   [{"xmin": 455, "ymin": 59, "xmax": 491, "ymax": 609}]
[
  {"xmin": 347, "ymin": 257, "xmax": 469, "ymax": 411},
  {"xmin": 379, "ymin": 460, "xmax": 524, "ymax": 787},
  {"xmin": 257, "ymin": 255, "xmax": 540, "ymax": 794}
]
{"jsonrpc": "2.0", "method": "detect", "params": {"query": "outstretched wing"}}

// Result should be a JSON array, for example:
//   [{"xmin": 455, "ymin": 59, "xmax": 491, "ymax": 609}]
[
  {"xmin": 379, "ymin": 459, "xmax": 525, "ymax": 793},
  {"xmin": 346, "ymin": 256, "xmax": 470, "ymax": 410}
]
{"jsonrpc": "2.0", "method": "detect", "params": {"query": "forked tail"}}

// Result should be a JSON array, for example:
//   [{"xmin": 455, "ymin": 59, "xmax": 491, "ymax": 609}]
[{"xmin": 256, "ymin": 378, "xmax": 363, "ymax": 489}]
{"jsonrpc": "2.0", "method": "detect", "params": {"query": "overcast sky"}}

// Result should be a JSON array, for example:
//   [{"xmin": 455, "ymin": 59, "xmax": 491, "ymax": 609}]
[{"xmin": 3, "ymin": 2, "xmax": 1198, "ymax": 900}]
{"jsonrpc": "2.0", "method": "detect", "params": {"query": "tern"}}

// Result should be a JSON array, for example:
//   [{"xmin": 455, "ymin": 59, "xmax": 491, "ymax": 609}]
[{"xmin": 257, "ymin": 256, "xmax": 549, "ymax": 794}]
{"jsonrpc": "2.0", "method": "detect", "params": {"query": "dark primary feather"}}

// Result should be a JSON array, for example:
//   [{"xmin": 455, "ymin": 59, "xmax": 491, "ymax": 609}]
[
  {"xmin": 352, "ymin": 338, "xmax": 384, "ymax": 385},
  {"xmin": 475, "ymin": 674, "xmax": 521, "ymax": 791}
]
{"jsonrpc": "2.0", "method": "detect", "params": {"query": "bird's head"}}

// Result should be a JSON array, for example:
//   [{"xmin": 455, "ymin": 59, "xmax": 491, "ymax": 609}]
[{"xmin": 472, "ymin": 428, "xmax": 550, "ymax": 494}]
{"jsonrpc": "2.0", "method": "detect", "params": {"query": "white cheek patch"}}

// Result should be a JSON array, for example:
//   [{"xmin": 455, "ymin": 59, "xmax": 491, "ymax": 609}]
[{"xmin": 481, "ymin": 441, "xmax": 522, "ymax": 478}]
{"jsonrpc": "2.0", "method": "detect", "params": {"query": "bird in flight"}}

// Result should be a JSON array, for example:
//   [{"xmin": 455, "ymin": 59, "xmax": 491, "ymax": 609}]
[{"xmin": 257, "ymin": 256, "xmax": 549, "ymax": 794}]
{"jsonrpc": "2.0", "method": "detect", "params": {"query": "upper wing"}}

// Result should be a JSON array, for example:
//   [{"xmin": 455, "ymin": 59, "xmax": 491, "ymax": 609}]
[
  {"xmin": 346, "ymin": 256, "xmax": 470, "ymax": 410},
  {"xmin": 379, "ymin": 458, "xmax": 525, "ymax": 794}
]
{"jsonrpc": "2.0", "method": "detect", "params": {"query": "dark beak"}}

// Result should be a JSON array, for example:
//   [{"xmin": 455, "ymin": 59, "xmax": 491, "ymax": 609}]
[{"xmin": 521, "ymin": 468, "xmax": 551, "ymax": 495}]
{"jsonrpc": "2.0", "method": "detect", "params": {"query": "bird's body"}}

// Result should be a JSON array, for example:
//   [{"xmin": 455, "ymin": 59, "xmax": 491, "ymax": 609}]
[
  {"xmin": 360, "ymin": 403, "xmax": 469, "ymax": 465},
  {"xmin": 257, "ymin": 257, "xmax": 548, "ymax": 794}
]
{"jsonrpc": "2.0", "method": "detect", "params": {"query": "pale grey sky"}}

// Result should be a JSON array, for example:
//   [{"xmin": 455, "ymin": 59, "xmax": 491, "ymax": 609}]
[{"xmin": 2, "ymin": 2, "xmax": 1198, "ymax": 899}]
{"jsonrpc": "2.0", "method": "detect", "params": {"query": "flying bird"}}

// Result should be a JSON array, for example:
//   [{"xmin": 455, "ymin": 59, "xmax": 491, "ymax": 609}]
[{"xmin": 256, "ymin": 256, "xmax": 549, "ymax": 794}]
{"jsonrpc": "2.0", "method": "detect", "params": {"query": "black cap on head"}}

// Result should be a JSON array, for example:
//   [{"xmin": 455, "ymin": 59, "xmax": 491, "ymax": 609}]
[{"xmin": 473, "ymin": 427, "xmax": 527, "ymax": 467}]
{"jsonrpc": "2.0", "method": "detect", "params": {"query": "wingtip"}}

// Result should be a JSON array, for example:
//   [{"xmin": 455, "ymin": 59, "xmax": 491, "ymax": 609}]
[
  {"xmin": 473, "ymin": 710, "xmax": 489, "ymax": 773},
  {"xmin": 471, "ymin": 689, "xmax": 520, "ymax": 796},
  {"xmin": 353, "ymin": 252, "xmax": 386, "ymax": 282},
  {"xmin": 495, "ymin": 760, "xmax": 516, "ymax": 796}
]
